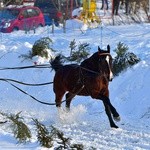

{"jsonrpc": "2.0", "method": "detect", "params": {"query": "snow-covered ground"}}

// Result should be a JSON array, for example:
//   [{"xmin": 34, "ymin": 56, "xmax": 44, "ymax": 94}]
[{"xmin": 0, "ymin": 19, "xmax": 150, "ymax": 149}]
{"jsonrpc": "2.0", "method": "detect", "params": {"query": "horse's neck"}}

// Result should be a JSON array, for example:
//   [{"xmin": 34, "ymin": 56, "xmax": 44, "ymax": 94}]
[{"xmin": 80, "ymin": 58, "xmax": 97, "ymax": 71}]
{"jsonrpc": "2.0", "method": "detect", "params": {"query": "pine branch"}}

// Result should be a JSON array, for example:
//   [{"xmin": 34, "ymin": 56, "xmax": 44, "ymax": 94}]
[
  {"xmin": 0, "ymin": 121, "xmax": 7, "ymax": 124},
  {"xmin": 0, "ymin": 111, "xmax": 31, "ymax": 143},
  {"xmin": 33, "ymin": 119, "xmax": 53, "ymax": 148},
  {"xmin": 70, "ymin": 144, "xmax": 84, "ymax": 150},
  {"xmin": 51, "ymin": 125, "xmax": 70, "ymax": 149}
]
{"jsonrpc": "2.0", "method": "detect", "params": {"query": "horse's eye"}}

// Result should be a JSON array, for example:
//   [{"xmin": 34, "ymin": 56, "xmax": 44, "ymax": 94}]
[{"xmin": 99, "ymin": 58, "xmax": 102, "ymax": 61}]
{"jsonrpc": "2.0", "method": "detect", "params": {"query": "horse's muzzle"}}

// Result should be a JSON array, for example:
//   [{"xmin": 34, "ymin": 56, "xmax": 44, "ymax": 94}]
[
  {"xmin": 109, "ymin": 78, "xmax": 113, "ymax": 82},
  {"xmin": 109, "ymin": 71, "xmax": 114, "ymax": 82},
  {"xmin": 109, "ymin": 76, "xmax": 113, "ymax": 82}
]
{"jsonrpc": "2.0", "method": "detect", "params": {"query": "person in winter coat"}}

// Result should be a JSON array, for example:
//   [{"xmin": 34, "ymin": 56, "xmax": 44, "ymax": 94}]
[
  {"xmin": 101, "ymin": 0, "xmax": 109, "ymax": 10},
  {"xmin": 125, "ymin": 0, "xmax": 129, "ymax": 14},
  {"xmin": 113, "ymin": 0, "xmax": 120, "ymax": 15}
]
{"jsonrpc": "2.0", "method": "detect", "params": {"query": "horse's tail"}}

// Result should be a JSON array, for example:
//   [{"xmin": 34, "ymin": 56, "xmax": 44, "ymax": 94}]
[{"xmin": 50, "ymin": 55, "xmax": 64, "ymax": 72}]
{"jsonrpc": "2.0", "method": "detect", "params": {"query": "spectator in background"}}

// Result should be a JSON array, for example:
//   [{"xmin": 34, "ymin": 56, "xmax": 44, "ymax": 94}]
[
  {"xmin": 101, "ymin": 0, "xmax": 109, "ymax": 10},
  {"xmin": 125, "ymin": 0, "xmax": 129, "ymax": 14},
  {"xmin": 113, "ymin": 0, "xmax": 120, "ymax": 15},
  {"xmin": 78, "ymin": 0, "xmax": 83, "ymax": 7}
]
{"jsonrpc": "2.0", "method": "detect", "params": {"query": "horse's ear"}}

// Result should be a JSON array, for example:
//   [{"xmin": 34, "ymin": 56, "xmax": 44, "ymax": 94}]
[
  {"xmin": 107, "ymin": 45, "xmax": 110, "ymax": 53},
  {"xmin": 98, "ymin": 46, "xmax": 102, "ymax": 55},
  {"xmin": 98, "ymin": 46, "xmax": 101, "ymax": 52}
]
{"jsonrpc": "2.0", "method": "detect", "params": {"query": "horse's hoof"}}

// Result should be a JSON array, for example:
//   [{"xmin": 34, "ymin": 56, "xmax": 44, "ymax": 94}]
[
  {"xmin": 113, "ymin": 116, "xmax": 121, "ymax": 122},
  {"xmin": 65, "ymin": 107, "xmax": 70, "ymax": 112},
  {"xmin": 111, "ymin": 125, "xmax": 119, "ymax": 129}
]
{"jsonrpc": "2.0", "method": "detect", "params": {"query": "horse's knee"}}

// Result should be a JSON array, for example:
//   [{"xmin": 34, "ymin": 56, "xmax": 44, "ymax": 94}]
[
  {"xmin": 55, "ymin": 99, "xmax": 62, "ymax": 107},
  {"xmin": 104, "ymin": 104, "xmax": 111, "ymax": 115},
  {"xmin": 56, "ymin": 103, "xmax": 61, "ymax": 107}
]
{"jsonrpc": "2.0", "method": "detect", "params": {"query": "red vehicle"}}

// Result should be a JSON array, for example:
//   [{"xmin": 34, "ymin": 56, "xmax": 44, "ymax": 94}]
[{"xmin": 0, "ymin": 6, "xmax": 45, "ymax": 33}]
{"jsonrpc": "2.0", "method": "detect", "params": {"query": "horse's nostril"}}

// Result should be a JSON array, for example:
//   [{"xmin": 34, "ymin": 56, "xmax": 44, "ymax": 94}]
[{"xmin": 109, "ymin": 78, "xmax": 113, "ymax": 82}]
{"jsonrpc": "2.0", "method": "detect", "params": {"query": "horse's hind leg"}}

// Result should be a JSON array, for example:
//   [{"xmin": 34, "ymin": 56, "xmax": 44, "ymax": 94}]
[
  {"xmin": 55, "ymin": 91, "xmax": 65, "ymax": 107},
  {"xmin": 65, "ymin": 92, "xmax": 74, "ymax": 110}
]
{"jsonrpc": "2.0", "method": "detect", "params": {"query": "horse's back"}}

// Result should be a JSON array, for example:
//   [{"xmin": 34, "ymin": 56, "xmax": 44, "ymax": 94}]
[{"xmin": 53, "ymin": 62, "xmax": 109, "ymax": 98}]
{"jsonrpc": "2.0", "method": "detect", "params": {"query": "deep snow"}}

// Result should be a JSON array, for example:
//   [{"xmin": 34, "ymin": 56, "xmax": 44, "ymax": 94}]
[{"xmin": 0, "ymin": 19, "xmax": 150, "ymax": 149}]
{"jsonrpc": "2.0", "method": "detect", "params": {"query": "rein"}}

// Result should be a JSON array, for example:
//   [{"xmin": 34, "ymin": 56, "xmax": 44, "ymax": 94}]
[
  {"xmin": 80, "ymin": 66, "xmax": 101, "ymax": 75},
  {"xmin": 80, "ymin": 52, "xmax": 112, "ymax": 75},
  {"xmin": 0, "ymin": 64, "xmax": 51, "ymax": 70},
  {"xmin": 1, "ymin": 78, "xmax": 84, "ymax": 106},
  {"xmin": 0, "ymin": 52, "xmax": 112, "ymax": 106},
  {"xmin": 0, "ymin": 78, "xmax": 53, "ymax": 86},
  {"xmin": 0, "ymin": 64, "xmax": 89, "ymax": 106},
  {"xmin": 0, "ymin": 65, "xmax": 98, "ymax": 106}
]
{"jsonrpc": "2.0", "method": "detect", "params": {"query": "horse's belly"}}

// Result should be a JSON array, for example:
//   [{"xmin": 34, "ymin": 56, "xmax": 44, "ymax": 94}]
[{"xmin": 53, "ymin": 65, "xmax": 80, "ymax": 92}]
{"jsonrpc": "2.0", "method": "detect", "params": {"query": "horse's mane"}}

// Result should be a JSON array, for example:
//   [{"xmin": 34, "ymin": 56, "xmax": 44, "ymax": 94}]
[
  {"xmin": 80, "ymin": 52, "xmax": 99, "ymax": 71},
  {"xmin": 51, "ymin": 48, "xmax": 109, "ymax": 72},
  {"xmin": 50, "ymin": 55, "xmax": 64, "ymax": 72}
]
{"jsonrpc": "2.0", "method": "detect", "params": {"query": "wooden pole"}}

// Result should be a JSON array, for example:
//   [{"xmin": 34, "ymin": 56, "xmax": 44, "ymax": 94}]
[
  {"xmin": 149, "ymin": 0, "xmax": 150, "ymax": 21},
  {"xmin": 52, "ymin": 19, "xmax": 54, "ymax": 34}
]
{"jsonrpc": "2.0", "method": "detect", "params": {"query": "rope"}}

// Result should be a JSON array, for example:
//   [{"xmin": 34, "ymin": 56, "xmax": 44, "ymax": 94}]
[
  {"xmin": 0, "ymin": 62, "xmax": 103, "ymax": 75},
  {"xmin": 0, "ymin": 78, "xmax": 53, "ymax": 86},
  {"xmin": 80, "ymin": 66, "xmax": 100, "ymax": 75},
  {"xmin": 103, "ymin": 26, "xmax": 150, "ymax": 37},
  {"xmin": 2, "ymin": 79, "xmax": 54, "ymax": 105},
  {"xmin": 0, "ymin": 53, "xmax": 110, "ymax": 106},
  {"xmin": 0, "ymin": 64, "xmax": 51, "ymax": 70},
  {"xmin": 1, "ymin": 79, "xmax": 85, "ymax": 106}
]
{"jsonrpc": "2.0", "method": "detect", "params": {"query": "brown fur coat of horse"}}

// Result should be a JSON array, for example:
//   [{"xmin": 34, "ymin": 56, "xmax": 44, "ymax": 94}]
[{"xmin": 50, "ymin": 45, "xmax": 120, "ymax": 128}]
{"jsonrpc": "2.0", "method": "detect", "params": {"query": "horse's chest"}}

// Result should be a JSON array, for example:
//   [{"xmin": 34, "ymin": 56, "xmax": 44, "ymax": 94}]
[{"xmin": 84, "ymin": 75, "xmax": 106, "ymax": 88}]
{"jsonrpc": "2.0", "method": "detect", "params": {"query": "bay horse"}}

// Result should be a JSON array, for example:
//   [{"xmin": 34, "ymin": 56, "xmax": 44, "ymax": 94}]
[{"xmin": 50, "ymin": 45, "xmax": 120, "ymax": 128}]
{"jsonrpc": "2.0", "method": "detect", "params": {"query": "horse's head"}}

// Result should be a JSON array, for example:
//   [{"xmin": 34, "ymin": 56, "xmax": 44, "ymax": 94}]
[{"xmin": 97, "ymin": 45, "xmax": 113, "ymax": 81}]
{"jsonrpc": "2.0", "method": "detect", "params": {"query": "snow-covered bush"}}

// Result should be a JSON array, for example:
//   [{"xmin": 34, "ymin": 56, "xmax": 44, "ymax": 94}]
[
  {"xmin": 68, "ymin": 39, "xmax": 90, "ymax": 63},
  {"xmin": 19, "ymin": 37, "xmax": 56, "ymax": 65},
  {"xmin": 113, "ymin": 42, "xmax": 140, "ymax": 76},
  {"xmin": 32, "ymin": 37, "xmax": 54, "ymax": 58}
]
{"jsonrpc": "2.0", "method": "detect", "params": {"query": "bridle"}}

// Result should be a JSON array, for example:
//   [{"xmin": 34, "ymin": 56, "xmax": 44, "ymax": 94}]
[
  {"xmin": 98, "ymin": 53, "xmax": 113, "ymax": 81},
  {"xmin": 98, "ymin": 53, "xmax": 112, "ymax": 57}
]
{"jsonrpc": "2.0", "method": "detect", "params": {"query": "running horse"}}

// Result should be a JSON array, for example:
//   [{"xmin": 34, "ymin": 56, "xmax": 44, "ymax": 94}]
[{"xmin": 50, "ymin": 45, "xmax": 120, "ymax": 128}]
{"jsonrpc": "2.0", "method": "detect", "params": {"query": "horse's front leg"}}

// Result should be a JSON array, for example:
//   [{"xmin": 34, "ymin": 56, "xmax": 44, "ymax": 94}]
[
  {"xmin": 103, "ymin": 102, "xmax": 119, "ymax": 128},
  {"xmin": 98, "ymin": 94, "xmax": 120, "ymax": 128},
  {"xmin": 108, "ymin": 100, "xmax": 120, "ymax": 122}
]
